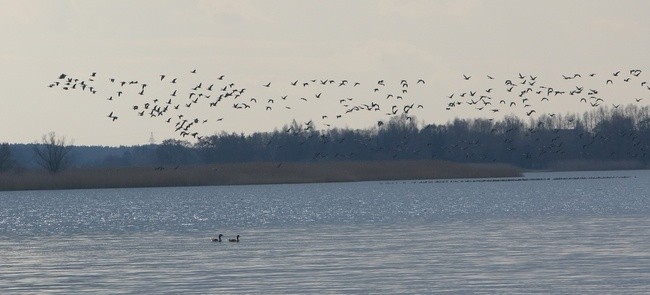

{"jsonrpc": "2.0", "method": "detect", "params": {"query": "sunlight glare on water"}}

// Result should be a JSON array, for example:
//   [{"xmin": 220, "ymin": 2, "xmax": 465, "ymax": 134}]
[{"xmin": 1, "ymin": 170, "xmax": 650, "ymax": 293}]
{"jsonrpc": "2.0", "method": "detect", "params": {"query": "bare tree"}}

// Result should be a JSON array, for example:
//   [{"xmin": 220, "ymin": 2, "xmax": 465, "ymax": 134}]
[
  {"xmin": 33, "ymin": 132, "xmax": 74, "ymax": 174},
  {"xmin": 0, "ymin": 143, "xmax": 12, "ymax": 172}
]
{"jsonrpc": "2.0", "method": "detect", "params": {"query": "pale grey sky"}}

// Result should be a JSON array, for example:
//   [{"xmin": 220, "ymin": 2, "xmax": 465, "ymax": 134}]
[{"xmin": 1, "ymin": 0, "xmax": 649, "ymax": 146}]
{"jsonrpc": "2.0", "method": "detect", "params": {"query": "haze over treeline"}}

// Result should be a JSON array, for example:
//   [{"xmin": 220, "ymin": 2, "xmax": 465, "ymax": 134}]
[{"xmin": 1, "ymin": 104, "xmax": 648, "ymax": 172}]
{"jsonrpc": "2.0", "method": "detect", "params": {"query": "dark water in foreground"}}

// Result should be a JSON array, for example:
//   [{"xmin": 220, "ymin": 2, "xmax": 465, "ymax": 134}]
[{"xmin": 1, "ymin": 170, "xmax": 649, "ymax": 294}]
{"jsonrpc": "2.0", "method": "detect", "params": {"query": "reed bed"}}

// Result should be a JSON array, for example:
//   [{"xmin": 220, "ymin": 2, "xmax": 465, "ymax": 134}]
[{"xmin": 0, "ymin": 160, "xmax": 521, "ymax": 191}]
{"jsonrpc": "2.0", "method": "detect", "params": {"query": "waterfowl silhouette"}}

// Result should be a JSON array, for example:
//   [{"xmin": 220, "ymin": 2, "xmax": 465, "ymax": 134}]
[
  {"xmin": 212, "ymin": 234, "xmax": 223, "ymax": 242},
  {"xmin": 228, "ymin": 235, "xmax": 240, "ymax": 242}
]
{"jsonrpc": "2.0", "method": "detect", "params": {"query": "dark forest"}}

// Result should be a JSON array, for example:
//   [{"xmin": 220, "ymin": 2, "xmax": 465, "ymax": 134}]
[{"xmin": 1, "ymin": 104, "xmax": 648, "ymax": 172}]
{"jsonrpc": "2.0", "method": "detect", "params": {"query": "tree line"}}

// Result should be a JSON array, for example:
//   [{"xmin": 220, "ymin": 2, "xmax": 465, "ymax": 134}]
[{"xmin": 1, "ymin": 104, "xmax": 648, "ymax": 174}]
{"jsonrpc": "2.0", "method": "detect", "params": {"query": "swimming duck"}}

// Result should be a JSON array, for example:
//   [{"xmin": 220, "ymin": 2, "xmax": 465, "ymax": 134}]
[
  {"xmin": 211, "ymin": 234, "xmax": 223, "ymax": 242},
  {"xmin": 228, "ymin": 235, "xmax": 240, "ymax": 243}
]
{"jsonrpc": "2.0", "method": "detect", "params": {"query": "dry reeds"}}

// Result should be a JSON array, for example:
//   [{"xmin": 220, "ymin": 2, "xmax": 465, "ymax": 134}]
[{"xmin": 0, "ymin": 160, "xmax": 521, "ymax": 191}]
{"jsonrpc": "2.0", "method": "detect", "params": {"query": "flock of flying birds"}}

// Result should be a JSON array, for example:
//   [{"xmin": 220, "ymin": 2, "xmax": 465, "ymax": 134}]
[
  {"xmin": 445, "ymin": 69, "xmax": 647, "ymax": 118},
  {"xmin": 49, "ymin": 69, "xmax": 429, "ymax": 141},
  {"xmin": 48, "ymin": 68, "xmax": 649, "ymax": 144}
]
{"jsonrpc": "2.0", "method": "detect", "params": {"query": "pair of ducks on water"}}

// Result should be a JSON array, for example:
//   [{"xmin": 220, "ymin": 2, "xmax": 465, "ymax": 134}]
[{"xmin": 212, "ymin": 234, "xmax": 240, "ymax": 243}]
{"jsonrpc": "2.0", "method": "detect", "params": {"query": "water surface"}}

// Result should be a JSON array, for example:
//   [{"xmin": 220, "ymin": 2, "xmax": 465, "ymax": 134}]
[{"xmin": 1, "ymin": 170, "xmax": 649, "ymax": 293}]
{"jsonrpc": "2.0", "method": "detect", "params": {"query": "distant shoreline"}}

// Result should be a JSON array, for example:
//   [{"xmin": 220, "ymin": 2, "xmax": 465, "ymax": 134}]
[{"xmin": 0, "ymin": 160, "xmax": 521, "ymax": 192}]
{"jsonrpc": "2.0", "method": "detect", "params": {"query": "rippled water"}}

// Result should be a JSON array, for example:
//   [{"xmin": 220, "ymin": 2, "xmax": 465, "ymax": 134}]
[{"xmin": 1, "ymin": 170, "xmax": 650, "ymax": 293}]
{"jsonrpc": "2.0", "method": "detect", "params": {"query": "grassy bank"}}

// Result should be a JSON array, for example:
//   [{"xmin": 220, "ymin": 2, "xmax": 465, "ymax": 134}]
[{"xmin": 0, "ymin": 160, "xmax": 521, "ymax": 191}]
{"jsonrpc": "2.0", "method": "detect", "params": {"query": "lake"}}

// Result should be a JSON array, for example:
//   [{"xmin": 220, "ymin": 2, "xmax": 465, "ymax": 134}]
[{"xmin": 1, "ymin": 170, "xmax": 650, "ymax": 294}]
